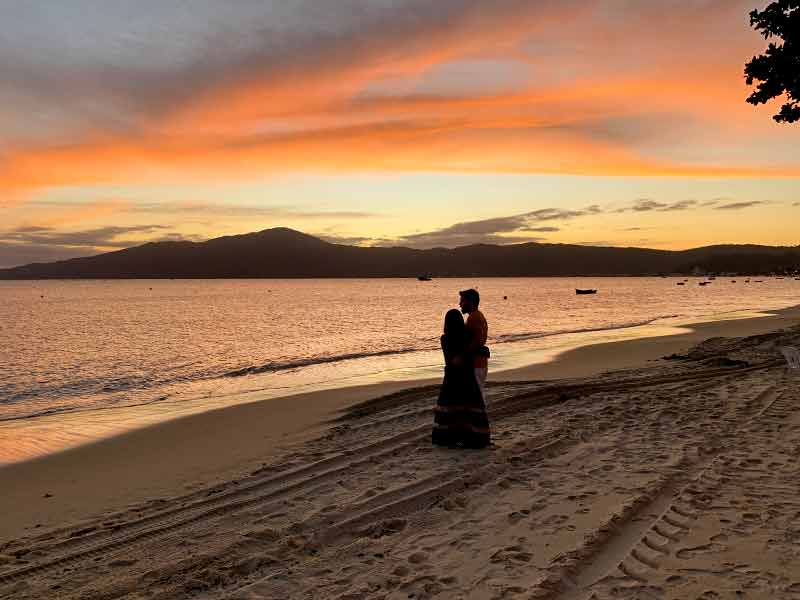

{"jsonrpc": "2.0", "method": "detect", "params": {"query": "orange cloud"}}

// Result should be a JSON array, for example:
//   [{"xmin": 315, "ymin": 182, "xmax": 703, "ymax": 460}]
[
  {"xmin": 1, "ymin": 0, "xmax": 798, "ymax": 201},
  {"xmin": 165, "ymin": 1, "xmax": 588, "ymax": 134},
  {"xmin": 33, "ymin": 198, "xmax": 130, "ymax": 227},
  {"xmin": 2, "ymin": 111, "xmax": 798, "ymax": 200}
]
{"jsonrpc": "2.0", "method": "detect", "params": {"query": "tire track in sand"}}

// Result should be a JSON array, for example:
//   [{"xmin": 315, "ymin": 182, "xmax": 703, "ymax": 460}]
[
  {"xmin": 0, "ymin": 362, "xmax": 777, "ymax": 593},
  {"xmin": 533, "ymin": 383, "xmax": 781, "ymax": 600}
]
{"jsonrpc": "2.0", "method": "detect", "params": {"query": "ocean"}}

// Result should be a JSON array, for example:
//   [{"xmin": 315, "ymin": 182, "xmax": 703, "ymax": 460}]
[{"xmin": 1, "ymin": 277, "xmax": 798, "ymax": 463}]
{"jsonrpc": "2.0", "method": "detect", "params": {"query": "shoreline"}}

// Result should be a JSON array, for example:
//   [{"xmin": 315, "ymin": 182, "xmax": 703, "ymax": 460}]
[
  {"xmin": 1, "ymin": 305, "xmax": 798, "ymax": 541},
  {"xmin": 495, "ymin": 304, "xmax": 800, "ymax": 380},
  {"xmin": 2, "ymin": 274, "xmax": 795, "ymax": 280}
]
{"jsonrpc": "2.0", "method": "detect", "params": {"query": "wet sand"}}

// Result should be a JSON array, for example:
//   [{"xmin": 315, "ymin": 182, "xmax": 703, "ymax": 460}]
[
  {"xmin": 1, "ymin": 307, "xmax": 799, "ymax": 599},
  {"xmin": 496, "ymin": 305, "xmax": 800, "ymax": 380}
]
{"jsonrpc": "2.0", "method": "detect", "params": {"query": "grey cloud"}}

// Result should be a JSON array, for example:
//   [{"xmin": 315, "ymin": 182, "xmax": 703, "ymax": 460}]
[
  {"xmin": 619, "ymin": 198, "xmax": 699, "ymax": 213},
  {"xmin": 0, "ymin": 224, "xmax": 183, "ymax": 268},
  {"xmin": 0, "ymin": 1, "xmax": 575, "ymax": 143},
  {"xmin": 575, "ymin": 240, "xmax": 614, "ymax": 247},
  {"xmin": 714, "ymin": 201, "xmax": 763, "ymax": 211},
  {"xmin": 631, "ymin": 199, "xmax": 667, "ymax": 212},
  {"xmin": 385, "ymin": 233, "xmax": 544, "ymax": 249},
  {"xmin": 389, "ymin": 206, "xmax": 590, "ymax": 248},
  {"xmin": 664, "ymin": 200, "xmax": 697, "ymax": 211},
  {"xmin": 614, "ymin": 199, "xmax": 664, "ymax": 213},
  {"xmin": 576, "ymin": 239, "xmax": 653, "ymax": 248},
  {"xmin": 152, "ymin": 232, "xmax": 206, "ymax": 244},
  {"xmin": 527, "ymin": 208, "xmax": 589, "ymax": 220},
  {"xmin": 10, "ymin": 225, "xmax": 51, "ymax": 233},
  {"xmin": 413, "ymin": 214, "xmax": 529, "ymax": 237},
  {"xmin": 0, "ymin": 242, "xmax": 94, "ymax": 268},
  {"xmin": 317, "ymin": 234, "xmax": 376, "ymax": 246},
  {"xmin": 2, "ymin": 225, "xmax": 171, "ymax": 249}
]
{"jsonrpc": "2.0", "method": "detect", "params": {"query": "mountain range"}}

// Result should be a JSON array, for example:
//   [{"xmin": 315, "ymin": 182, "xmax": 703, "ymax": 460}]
[{"xmin": 1, "ymin": 228, "xmax": 798, "ymax": 279}]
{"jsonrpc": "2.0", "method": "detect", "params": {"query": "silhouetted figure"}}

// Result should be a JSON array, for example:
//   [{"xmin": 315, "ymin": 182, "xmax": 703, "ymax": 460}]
[
  {"xmin": 432, "ymin": 309, "xmax": 491, "ymax": 449},
  {"xmin": 459, "ymin": 288, "xmax": 489, "ymax": 405}
]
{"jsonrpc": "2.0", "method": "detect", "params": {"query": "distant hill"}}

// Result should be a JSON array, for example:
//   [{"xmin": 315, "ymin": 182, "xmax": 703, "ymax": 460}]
[{"xmin": 0, "ymin": 228, "xmax": 798, "ymax": 279}]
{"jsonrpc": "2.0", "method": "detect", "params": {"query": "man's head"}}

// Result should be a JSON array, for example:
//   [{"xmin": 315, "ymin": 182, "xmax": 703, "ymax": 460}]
[{"xmin": 459, "ymin": 288, "xmax": 480, "ymax": 314}]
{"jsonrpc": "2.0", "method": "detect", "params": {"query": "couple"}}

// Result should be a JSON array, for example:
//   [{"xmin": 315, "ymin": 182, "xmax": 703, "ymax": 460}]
[{"xmin": 432, "ymin": 288, "xmax": 491, "ymax": 449}]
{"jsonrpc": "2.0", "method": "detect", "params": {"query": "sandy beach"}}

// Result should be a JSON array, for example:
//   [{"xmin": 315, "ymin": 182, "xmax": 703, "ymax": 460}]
[{"xmin": 1, "ymin": 306, "xmax": 799, "ymax": 599}]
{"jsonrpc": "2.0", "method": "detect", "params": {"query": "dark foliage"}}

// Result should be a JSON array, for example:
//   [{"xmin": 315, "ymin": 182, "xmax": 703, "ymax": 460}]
[{"xmin": 744, "ymin": 1, "xmax": 800, "ymax": 123}]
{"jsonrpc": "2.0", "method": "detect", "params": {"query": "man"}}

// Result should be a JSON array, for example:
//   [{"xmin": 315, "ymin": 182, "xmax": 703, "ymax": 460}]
[{"xmin": 458, "ymin": 288, "xmax": 489, "ymax": 405}]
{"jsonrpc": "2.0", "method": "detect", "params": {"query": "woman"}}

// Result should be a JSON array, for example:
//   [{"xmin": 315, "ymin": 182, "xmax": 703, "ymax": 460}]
[{"xmin": 432, "ymin": 309, "xmax": 491, "ymax": 448}]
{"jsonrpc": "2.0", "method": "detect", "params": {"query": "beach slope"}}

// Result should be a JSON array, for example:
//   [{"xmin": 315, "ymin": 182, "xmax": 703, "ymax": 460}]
[{"xmin": 1, "ymin": 315, "xmax": 799, "ymax": 598}]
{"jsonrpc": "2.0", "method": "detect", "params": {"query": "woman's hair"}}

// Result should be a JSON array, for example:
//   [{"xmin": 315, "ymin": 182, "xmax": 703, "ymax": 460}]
[{"xmin": 443, "ymin": 308, "xmax": 465, "ymax": 337}]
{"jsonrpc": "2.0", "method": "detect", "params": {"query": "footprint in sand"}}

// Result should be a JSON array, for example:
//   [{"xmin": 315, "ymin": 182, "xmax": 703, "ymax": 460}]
[
  {"xmin": 108, "ymin": 559, "xmax": 137, "ymax": 567},
  {"xmin": 244, "ymin": 527, "xmax": 280, "ymax": 541},
  {"xmin": 398, "ymin": 574, "xmax": 437, "ymax": 592},
  {"xmin": 442, "ymin": 497, "xmax": 467, "ymax": 511},
  {"xmin": 393, "ymin": 565, "xmax": 411, "ymax": 577},
  {"xmin": 741, "ymin": 512, "xmax": 762, "ymax": 523},
  {"xmin": 363, "ymin": 518, "xmax": 407, "ymax": 539},
  {"xmin": 676, "ymin": 544, "xmax": 725, "ymax": 559},
  {"xmin": 542, "ymin": 514, "xmax": 569, "ymax": 526}
]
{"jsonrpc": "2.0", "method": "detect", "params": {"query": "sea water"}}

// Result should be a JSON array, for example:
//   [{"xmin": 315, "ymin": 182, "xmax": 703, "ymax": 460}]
[{"xmin": 1, "ymin": 277, "xmax": 798, "ymax": 462}]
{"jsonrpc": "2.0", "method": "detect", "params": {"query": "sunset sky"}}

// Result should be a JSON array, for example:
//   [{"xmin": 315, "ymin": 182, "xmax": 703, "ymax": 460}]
[{"xmin": 1, "ymin": 0, "xmax": 798, "ymax": 267}]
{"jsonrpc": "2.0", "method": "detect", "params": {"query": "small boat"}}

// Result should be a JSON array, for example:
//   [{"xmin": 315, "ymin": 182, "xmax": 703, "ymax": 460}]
[
  {"xmin": 575, "ymin": 289, "xmax": 597, "ymax": 295},
  {"xmin": 699, "ymin": 281, "xmax": 710, "ymax": 286},
  {"xmin": 417, "ymin": 275, "xmax": 432, "ymax": 281},
  {"xmin": 676, "ymin": 282, "xmax": 685, "ymax": 286},
  {"xmin": 731, "ymin": 280, "xmax": 736, "ymax": 283}
]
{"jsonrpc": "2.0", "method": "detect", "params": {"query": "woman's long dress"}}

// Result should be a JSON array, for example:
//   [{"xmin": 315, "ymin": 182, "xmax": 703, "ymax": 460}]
[{"xmin": 432, "ymin": 334, "xmax": 491, "ymax": 448}]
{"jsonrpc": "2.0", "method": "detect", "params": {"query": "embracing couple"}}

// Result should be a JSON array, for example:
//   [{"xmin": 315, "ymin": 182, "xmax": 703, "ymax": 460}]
[{"xmin": 432, "ymin": 288, "xmax": 491, "ymax": 449}]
